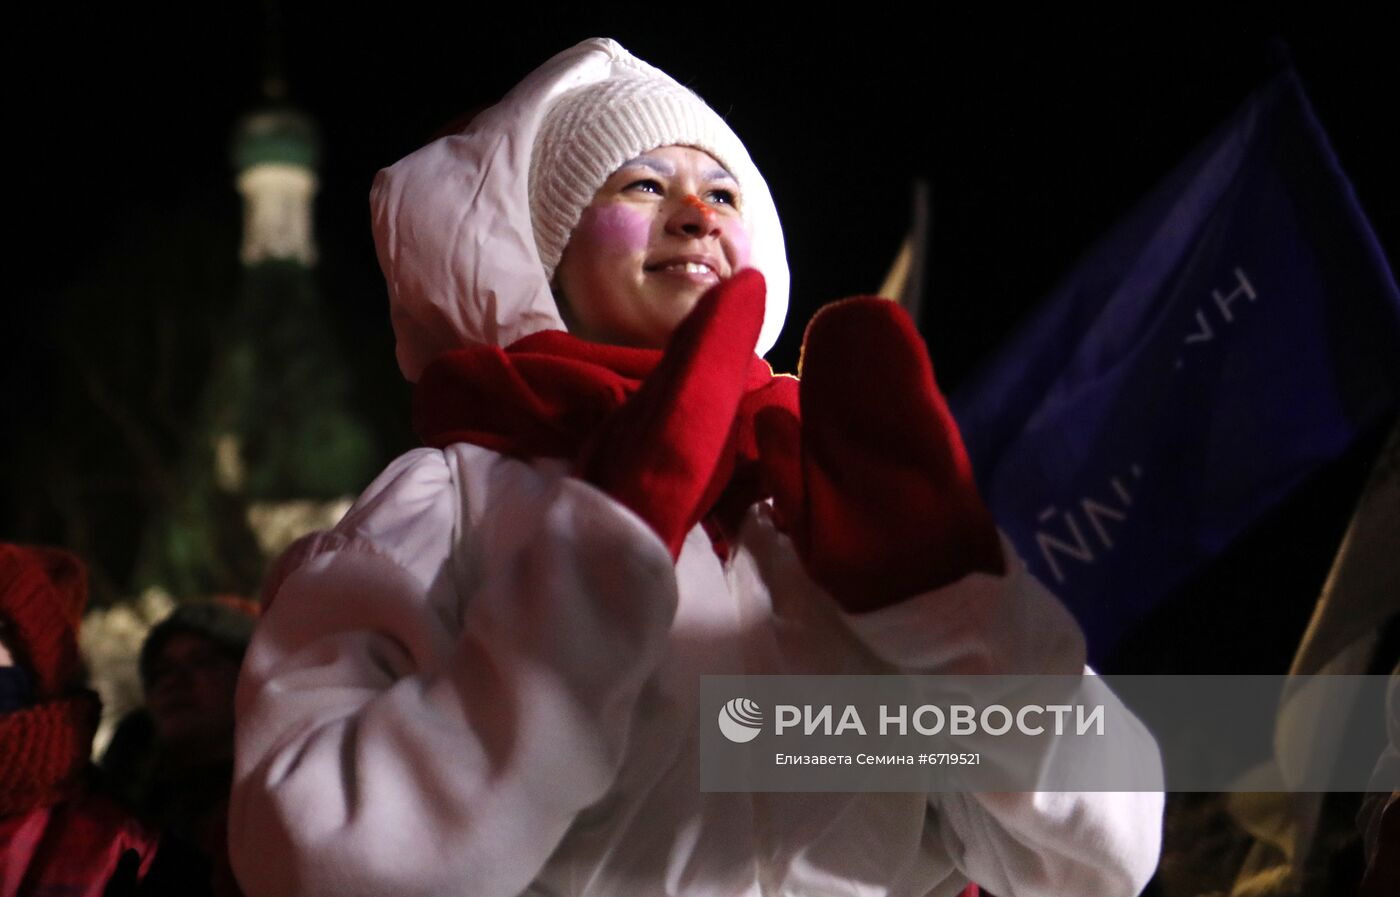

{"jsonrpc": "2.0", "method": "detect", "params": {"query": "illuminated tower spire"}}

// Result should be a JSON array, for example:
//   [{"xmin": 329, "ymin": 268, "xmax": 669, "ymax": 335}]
[
  {"xmin": 233, "ymin": 105, "xmax": 320, "ymax": 266},
  {"xmin": 136, "ymin": 63, "xmax": 379, "ymax": 598},
  {"xmin": 219, "ymin": 92, "xmax": 378, "ymax": 508}
]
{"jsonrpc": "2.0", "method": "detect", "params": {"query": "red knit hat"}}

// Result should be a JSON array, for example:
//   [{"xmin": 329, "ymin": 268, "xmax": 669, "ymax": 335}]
[{"xmin": 0, "ymin": 543, "xmax": 86, "ymax": 698}]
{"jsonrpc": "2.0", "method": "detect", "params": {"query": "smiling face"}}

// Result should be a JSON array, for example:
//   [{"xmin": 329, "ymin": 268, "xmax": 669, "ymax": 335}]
[{"xmin": 552, "ymin": 145, "xmax": 751, "ymax": 348}]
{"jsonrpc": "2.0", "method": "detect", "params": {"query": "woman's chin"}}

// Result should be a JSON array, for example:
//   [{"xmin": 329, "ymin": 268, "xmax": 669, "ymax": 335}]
[{"xmin": 583, "ymin": 287, "xmax": 711, "ymax": 348}]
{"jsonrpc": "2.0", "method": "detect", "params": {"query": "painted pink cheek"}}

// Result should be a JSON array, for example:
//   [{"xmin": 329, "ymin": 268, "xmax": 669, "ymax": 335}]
[
  {"xmin": 574, "ymin": 204, "xmax": 651, "ymax": 252},
  {"xmin": 725, "ymin": 220, "xmax": 753, "ymax": 269}
]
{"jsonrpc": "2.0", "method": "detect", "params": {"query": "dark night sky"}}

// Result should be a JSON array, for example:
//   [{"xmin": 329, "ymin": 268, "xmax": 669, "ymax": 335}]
[
  {"xmin": 15, "ymin": 7, "xmax": 1400, "ymax": 369},
  {"xmin": 6, "ymin": 6, "xmax": 1398, "ymax": 669}
]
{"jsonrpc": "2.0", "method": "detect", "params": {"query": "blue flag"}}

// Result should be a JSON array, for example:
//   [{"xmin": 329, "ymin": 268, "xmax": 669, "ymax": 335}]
[{"xmin": 949, "ymin": 69, "xmax": 1400, "ymax": 661}]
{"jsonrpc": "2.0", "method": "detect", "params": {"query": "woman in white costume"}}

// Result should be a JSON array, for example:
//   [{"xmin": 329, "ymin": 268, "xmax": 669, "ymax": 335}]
[{"xmin": 229, "ymin": 38, "xmax": 1164, "ymax": 897}]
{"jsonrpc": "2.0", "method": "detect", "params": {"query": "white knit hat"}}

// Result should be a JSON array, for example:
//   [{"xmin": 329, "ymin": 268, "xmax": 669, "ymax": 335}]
[{"xmin": 529, "ymin": 71, "xmax": 751, "ymax": 281}]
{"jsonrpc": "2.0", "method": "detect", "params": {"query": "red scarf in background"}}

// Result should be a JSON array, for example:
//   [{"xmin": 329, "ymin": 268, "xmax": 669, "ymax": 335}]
[{"xmin": 0, "ymin": 694, "xmax": 99, "ymax": 816}]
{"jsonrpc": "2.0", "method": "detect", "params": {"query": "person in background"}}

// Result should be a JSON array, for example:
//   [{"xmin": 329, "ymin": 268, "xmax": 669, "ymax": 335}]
[
  {"xmin": 0, "ymin": 542, "xmax": 158, "ymax": 897},
  {"xmin": 103, "ymin": 598, "xmax": 255, "ymax": 897}
]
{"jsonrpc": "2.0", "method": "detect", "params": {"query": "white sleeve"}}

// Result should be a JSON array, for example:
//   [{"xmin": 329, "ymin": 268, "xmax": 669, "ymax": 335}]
[
  {"xmin": 229, "ymin": 447, "xmax": 679, "ymax": 897},
  {"xmin": 840, "ymin": 534, "xmax": 1165, "ymax": 897}
]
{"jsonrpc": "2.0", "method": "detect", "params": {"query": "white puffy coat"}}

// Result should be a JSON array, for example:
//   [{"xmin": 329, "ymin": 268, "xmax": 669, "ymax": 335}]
[{"xmin": 229, "ymin": 37, "xmax": 1164, "ymax": 897}]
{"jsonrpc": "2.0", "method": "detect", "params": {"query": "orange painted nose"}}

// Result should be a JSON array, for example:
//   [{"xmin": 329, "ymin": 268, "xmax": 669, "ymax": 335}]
[{"xmin": 683, "ymin": 194, "xmax": 717, "ymax": 222}]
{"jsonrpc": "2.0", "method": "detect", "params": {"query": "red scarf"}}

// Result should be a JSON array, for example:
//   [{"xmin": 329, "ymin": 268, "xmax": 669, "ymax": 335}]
[
  {"xmin": 412, "ymin": 329, "xmax": 799, "ymax": 554},
  {"xmin": 0, "ymin": 692, "xmax": 100, "ymax": 815}
]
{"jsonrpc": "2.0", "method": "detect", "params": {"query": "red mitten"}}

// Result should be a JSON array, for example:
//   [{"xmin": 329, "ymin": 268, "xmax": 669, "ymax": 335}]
[
  {"xmin": 755, "ymin": 297, "xmax": 1003, "ymax": 613},
  {"xmin": 576, "ymin": 269, "xmax": 766, "ymax": 558}
]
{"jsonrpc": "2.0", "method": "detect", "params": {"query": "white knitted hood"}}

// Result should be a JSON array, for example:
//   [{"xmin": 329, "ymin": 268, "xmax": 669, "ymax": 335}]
[{"xmin": 371, "ymin": 38, "xmax": 790, "ymax": 382}]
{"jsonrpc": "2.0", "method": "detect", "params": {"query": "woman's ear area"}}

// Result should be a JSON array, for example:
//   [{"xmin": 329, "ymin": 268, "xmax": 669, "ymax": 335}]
[{"xmin": 550, "ymin": 272, "xmax": 580, "ymax": 334}]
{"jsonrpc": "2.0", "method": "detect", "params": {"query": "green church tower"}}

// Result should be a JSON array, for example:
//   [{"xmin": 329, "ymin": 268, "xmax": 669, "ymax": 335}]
[
  {"xmin": 136, "ymin": 89, "xmax": 379, "ymax": 598},
  {"xmin": 224, "ymin": 100, "xmax": 378, "ymax": 503}
]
